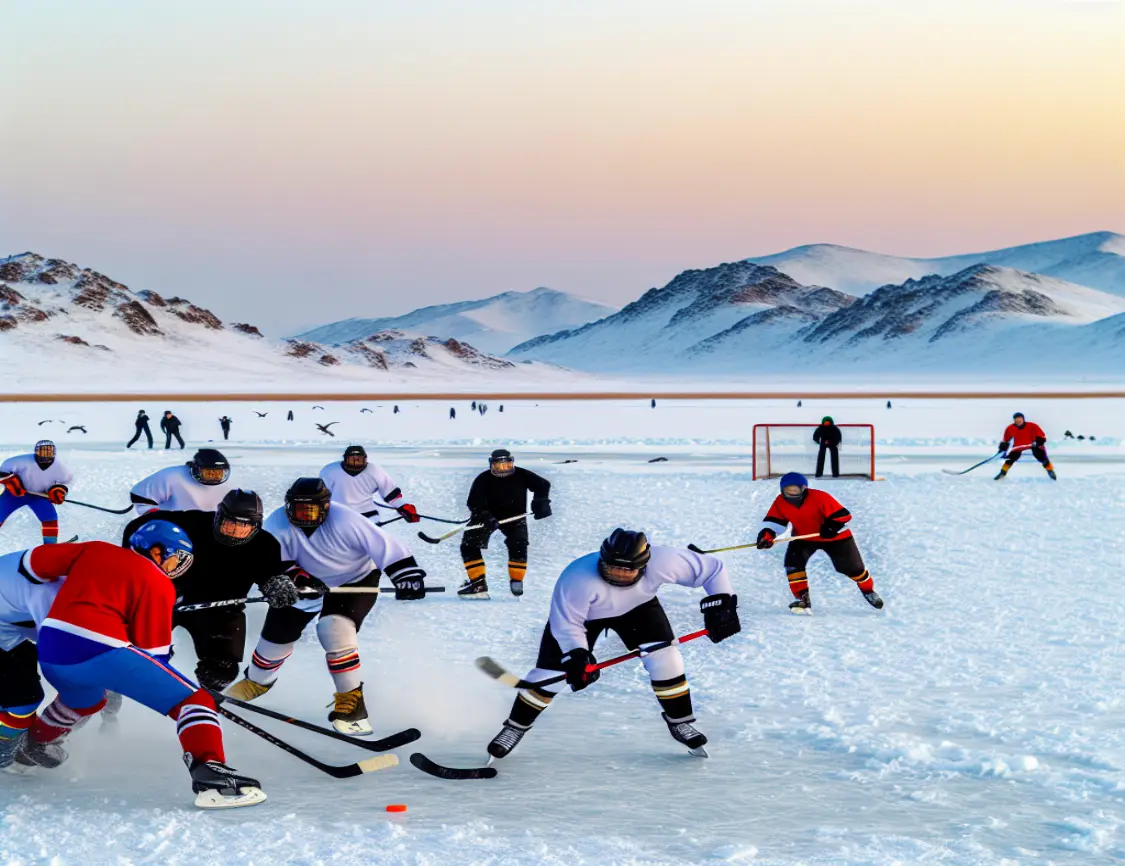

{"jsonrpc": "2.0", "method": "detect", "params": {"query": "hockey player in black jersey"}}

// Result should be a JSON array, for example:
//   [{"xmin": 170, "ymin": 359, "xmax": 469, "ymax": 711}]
[
  {"xmin": 121, "ymin": 489, "xmax": 301, "ymax": 690},
  {"xmin": 459, "ymin": 449, "xmax": 551, "ymax": 599}
]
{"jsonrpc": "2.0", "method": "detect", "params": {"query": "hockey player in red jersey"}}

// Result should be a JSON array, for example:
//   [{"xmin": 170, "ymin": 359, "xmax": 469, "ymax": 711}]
[
  {"xmin": 995, "ymin": 412, "xmax": 1056, "ymax": 480},
  {"xmin": 756, "ymin": 472, "xmax": 882, "ymax": 613},
  {"xmin": 11, "ymin": 525, "xmax": 266, "ymax": 809}
]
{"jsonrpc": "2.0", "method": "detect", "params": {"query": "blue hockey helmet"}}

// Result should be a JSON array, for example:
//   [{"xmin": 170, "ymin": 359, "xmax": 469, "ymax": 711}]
[
  {"xmin": 129, "ymin": 520, "xmax": 194, "ymax": 578},
  {"xmin": 779, "ymin": 471, "xmax": 808, "ymax": 491}
]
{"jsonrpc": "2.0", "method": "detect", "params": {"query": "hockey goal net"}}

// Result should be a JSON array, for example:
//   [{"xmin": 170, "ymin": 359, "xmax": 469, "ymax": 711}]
[{"xmin": 752, "ymin": 424, "xmax": 876, "ymax": 480}]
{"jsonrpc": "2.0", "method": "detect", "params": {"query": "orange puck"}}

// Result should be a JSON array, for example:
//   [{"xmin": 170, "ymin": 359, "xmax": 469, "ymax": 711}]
[{"xmin": 386, "ymin": 804, "xmax": 408, "ymax": 813}]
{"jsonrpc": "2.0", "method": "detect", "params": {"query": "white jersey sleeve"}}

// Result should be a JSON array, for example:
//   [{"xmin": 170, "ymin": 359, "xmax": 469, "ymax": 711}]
[
  {"xmin": 130, "ymin": 465, "xmax": 232, "ymax": 514},
  {"xmin": 338, "ymin": 505, "xmax": 413, "ymax": 571},
  {"xmin": 548, "ymin": 554, "xmax": 604, "ymax": 654},
  {"xmin": 263, "ymin": 507, "xmax": 298, "ymax": 562},
  {"xmin": 0, "ymin": 454, "xmax": 74, "ymax": 494},
  {"xmin": 653, "ymin": 546, "xmax": 734, "ymax": 597},
  {"xmin": 0, "ymin": 549, "xmax": 64, "ymax": 650}
]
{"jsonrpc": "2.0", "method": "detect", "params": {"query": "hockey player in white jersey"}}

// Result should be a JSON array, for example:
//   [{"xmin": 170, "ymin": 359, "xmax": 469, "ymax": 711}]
[
  {"xmin": 0, "ymin": 441, "xmax": 74, "ymax": 544},
  {"xmin": 319, "ymin": 445, "xmax": 420, "ymax": 523},
  {"xmin": 486, "ymin": 529, "xmax": 741, "ymax": 760},
  {"xmin": 0, "ymin": 548, "xmax": 66, "ymax": 767},
  {"xmin": 225, "ymin": 478, "xmax": 427, "ymax": 735},
  {"xmin": 130, "ymin": 448, "xmax": 233, "ymax": 514}
]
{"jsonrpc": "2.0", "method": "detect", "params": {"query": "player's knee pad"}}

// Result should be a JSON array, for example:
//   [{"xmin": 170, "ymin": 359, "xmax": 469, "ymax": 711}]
[
  {"xmin": 196, "ymin": 657, "xmax": 240, "ymax": 691},
  {"xmin": 460, "ymin": 540, "xmax": 484, "ymax": 560},
  {"xmin": 640, "ymin": 645, "xmax": 685, "ymax": 682},
  {"xmin": 316, "ymin": 614, "xmax": 359, "ymax": 654}
]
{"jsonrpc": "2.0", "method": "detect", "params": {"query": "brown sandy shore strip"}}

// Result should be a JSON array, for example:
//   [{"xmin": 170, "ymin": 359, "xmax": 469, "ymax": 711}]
[{"xmin": 1, "ymin": 392, "xmax": 1124, "ymax": 403}]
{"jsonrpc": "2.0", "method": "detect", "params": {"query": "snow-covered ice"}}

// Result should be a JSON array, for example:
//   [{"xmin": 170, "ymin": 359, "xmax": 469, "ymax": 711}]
[{"xmin": 1, "ymin": 398, "xmax": 1123, "ymax": 864}]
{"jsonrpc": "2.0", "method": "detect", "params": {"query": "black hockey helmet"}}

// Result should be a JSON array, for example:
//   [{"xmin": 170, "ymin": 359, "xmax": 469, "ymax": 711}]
[
  {"xmin": 285, "ymin": 476, "xmax": 331, "ymax": 528},
  {"xmin": 489, "ymin": 448, "xmax": 515, "ymax": 477},
  {"xmin": 342, "ymin": 444, "xmax": 367, "ymax": 474},
  {"xmin": 188, "ymin": 448, "xmax": 230, "ymax": 486},
  {"xmin": 34, "ymin": 439, "xmax": 56, "ymax": 469},
  {"xmin": 598, "ymin": 528, "xmax": 651, "ymax": 587},
  {"xmin": 214, "ymin": 488, "xmax": 263, "ymax": 546}
]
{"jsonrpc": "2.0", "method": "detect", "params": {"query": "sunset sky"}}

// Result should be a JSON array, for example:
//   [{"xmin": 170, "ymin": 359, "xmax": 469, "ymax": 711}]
[{"xmin": 2, "ymin": 0, "xmax": 1122, "ymax": 334}]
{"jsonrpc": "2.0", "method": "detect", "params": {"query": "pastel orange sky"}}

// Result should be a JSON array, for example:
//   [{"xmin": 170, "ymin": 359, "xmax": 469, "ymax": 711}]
[{"xmin": 1, "ymin": 0, "xmax": 1122, "ymax": 333}]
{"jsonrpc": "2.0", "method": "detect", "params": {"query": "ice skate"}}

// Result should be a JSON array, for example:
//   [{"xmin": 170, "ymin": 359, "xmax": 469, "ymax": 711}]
[{"xmin": 328, "ymin": 683, "xmax": 373, "ymax": 736}]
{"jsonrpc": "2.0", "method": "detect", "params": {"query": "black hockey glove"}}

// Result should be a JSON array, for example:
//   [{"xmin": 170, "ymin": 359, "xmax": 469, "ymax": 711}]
[
  {"xmin": 756, "ymin": 528, "xmax": 776, "ymax": 550},
  {"xmin": 1034, "ymin": 436, "xmax": 1046, "ymax": 448},
  {"xmin": 389, "ymin": 563, "xmax": 427, "ymax": 601},
  {"xmin": 477, "ymin": 511, "xmax": 500, "ymax": 533},
  {"xmin": 819, "ymin": 520, "xmax": 844, "ymax": 540},
  {"xmin": 260, "ymin": 575, "xmax": 300, "ymax": 609},
  {"xmin": 998, "ymin": 440, "xmax": 1009, "ymax": 454},
  {"xmin": 531, "ymin": 498, "xmax": 552, "ymax": 520},
  {"xmin": 560, "ymin": 648, "xmax": 600, "ymax": 692},
  {"xmin": 700, "ymin": 593, "xmax": 740, "ymax": 643},
  {"xmin": 288, "ymin": 566, "xmax": 329, "ymax": 598}
]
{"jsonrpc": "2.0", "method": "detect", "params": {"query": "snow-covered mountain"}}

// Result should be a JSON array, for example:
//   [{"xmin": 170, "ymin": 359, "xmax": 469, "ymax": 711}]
[
  {"xmin": 746, "ymin": 231, "xmax": 1125, "ymax": 298},
  {"xmin": 0, "ymin": 253, "xmax": 551, "ymax": 391},
  {"xmin": 508, "ymin": 261, "xmax": 855, "ymax": 371},
  {"xmin": 297, "ymin": 287, "xmax": 617, "ymax": 355}
]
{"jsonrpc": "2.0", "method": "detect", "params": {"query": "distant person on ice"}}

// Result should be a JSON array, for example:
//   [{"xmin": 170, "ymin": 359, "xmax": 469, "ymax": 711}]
[
  {"xmin": 756, "ymin": 472, "xmax": 882, "ymax": 614},
  {"xmin": 458, "ymin": 449, "xmax": 551, "ymax": 599},
  {"xmin": 812, "ymin": 416, "xmax": 841, "ymax": 478},
  {"xmin": 127, "ymin": 410, "xmax": 153, "ymax": 449},
  {"xmin": 161, "ymin": 410, "xmax": 185, "ymax": 449},
  {"xmin": 0, "ymin": 441, "xmax": 73, "ymax": 544},
  {"xmin": 995, "ymin": 412, "xmax": 1056, "ymax": 480},
  {"xmin": 485, "ymin": 528, "xmax": 740, "ymax": 761},
  {"xmin": 219, "ymin": 416, "xmax": 232, "ymax": 441}
]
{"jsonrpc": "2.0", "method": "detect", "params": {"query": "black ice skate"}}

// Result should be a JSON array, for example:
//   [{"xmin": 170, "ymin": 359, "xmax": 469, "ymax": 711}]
[
  {"xmin": 13, "ymin": 735, "xmax": 67, "ymax": 770},
  {"xmin": 994, "ymin": 468, "xmax": 1008, "ymax": 480},
  {"xmin": 487, "ymin": 720, "xmax": 529, "ymax": 760},
  {"xmin": 862, "ymin": 589, "xmax": 884, "ymax": 609},
  {"xmin": 328, "ymin": 683, "xmax": 373, "ymax": 736},
  {"xmin": 509, "ymin": 578, "xmax": 524, "ymax": 597},
  {"xmin": 187, "ymin": 756, "xmax": 267, "ymax": 809},
  {"xmin": 0, "ymin": 733, "xmax": 24, "ymax": 770},
  {"xmin": 662, "ymin": 712, "xmax": 709, "ymax": 757},
  {"xmin": 1047, "ymin": 468, "xmax": 1057, "ymax": 480},
  {"xmin": 788, "ymin": 590, "xmax": 812, "ymax": 615},
  {"xmin": 458, "ymin": 577, "xmax": 490, "ymax": 600}
]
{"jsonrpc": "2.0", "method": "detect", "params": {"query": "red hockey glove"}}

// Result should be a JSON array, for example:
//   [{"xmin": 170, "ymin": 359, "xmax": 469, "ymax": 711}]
[
  {"xmin": 560, "ymin": 648, "xmax": 600, "ymax": 692},
  {"xmin": 2, "ymin": 475, "xmax": 27, "ymax": 497},
  {"xmin": 756, "ymin": 528, "xmax": 776, "ymax": 550},
  {"xmin": 287, "ymin": 566, "xmax": 328, "ymax": 597},
  {"xmin": 47, "ymin": 485, "xmax": 68, "ymax": 505},
  {"xmin": 397, "ymin": 503, "xmax": 421, "ymax": 524}
]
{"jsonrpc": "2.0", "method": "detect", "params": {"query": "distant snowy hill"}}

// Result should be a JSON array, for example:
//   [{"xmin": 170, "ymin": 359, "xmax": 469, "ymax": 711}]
[
  {"xmin": 297, "ymin": 287, "xmax": 617, "ymax": 355},
  {"xmin": 0, "ymin": 253, "xmax": 555, "ymax": 391},
  {"xmin": 746, "ymin": 231, "xmax": 1125, "ymax": 298},
  {"xmin": 508, "ymin": 261, "xmax": 854, "ymax": 372},
  {"xmin": 510, "ymin": 261, "xmax": 1125, "ymax": 374}
]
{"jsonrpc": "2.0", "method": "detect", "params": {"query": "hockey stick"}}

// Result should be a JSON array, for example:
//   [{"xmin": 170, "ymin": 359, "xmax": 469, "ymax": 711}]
[
  {"xmin": 687, "ymin": 533, "xmax": 819, "ymax": 554},
  {"xmin": 418, "ymin": 513, "xmax": 530, "ymax": 545},
  {"xmin": 176, "ymin": 586, "xmax": 446, "ymax": 612},
  {"xmin": 475, "ymin": 628, "xmax": 710, "ymax": 691},
  {"xmin": 370, "ymin": 499, "xmax": 469, "ymax": 526},
  {"xmin": 214, "ymin": 705, "xmax": 399, "ymax": 778},
  {"xmin": 941, "ymin": 444, "xmax": 1032, "ymax": 476},
  {"xmin": 210, "ymin": 691, "xmax": 420, "ymax": 753},
  {"xmin": 409, "ymin": 752, "xmax": 497, "ymax": 780},
  {"xmin": 1, "ymin": 482, "xmax": 135, "ymax": 515}
]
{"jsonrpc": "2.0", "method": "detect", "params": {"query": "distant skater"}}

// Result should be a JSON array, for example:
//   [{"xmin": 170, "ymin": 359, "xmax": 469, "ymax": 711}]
[
  {"xmin": 161, "ymin": 411, "xmax": 185, "ymax": 450},
  {"xmin": 128, "ymin": 410, "xmax": 153, "ymax": 449},
  {"xmin": 219, "ymin": 416, "xmax": 232, "ymax": 441}
]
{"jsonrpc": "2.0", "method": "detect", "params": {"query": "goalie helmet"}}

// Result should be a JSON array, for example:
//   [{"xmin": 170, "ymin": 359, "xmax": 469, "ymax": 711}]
[
  {"xmin": 188, "ymin": 449, "xmax": 230, "ymax": 486},
  {"xmin": 285, "ymin": 477, "xmax": 331, "ymax": 528}
]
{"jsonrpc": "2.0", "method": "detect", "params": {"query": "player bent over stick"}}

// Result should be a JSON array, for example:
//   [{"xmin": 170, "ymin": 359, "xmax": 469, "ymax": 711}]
[
  {"xmin": 756, "ymin": 472, "xmax": 883, "ymax": 614},
  {"xmin": 485, "ymin": 529, "xmax": 740, "ymax": 761},
  {"xmin": 0, "ymin": 440, "xmax": 74, "ymax": 544},
  {"xmin": 8, "ymin": 527, "xmax": 265, "ymax": 808},
  {"xmin": 226, "ymin": 478, "xmax": 427, "ymax": 735}
]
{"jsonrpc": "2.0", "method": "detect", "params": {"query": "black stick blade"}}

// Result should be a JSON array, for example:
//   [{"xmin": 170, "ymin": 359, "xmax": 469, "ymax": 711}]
[
  {"xmin": 409, "ymin": 752, "xmax": 497, "ymax": 780},
  {"xmin": 686, "ymin": 543, "xmax": 705, "ymax": 554},
  {"xmin": 417, "ymin": 531, "xmax": 444, "ymax": 544}
]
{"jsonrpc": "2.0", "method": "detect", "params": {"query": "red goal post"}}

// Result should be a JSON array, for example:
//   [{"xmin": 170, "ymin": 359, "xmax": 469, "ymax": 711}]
[{"xmin": 752, "ymin": 424, "xmax": 876, "ymax": 480}]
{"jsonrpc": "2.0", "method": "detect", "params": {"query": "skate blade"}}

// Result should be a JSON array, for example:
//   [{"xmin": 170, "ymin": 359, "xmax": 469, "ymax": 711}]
[
  {"xmin": 194, "ymin": 786, "xmax": 268, "ymax": 810},
  {"xmin": 789, "ymin": 608, "xmax": 812, "ymax": 616},
  {"xmin": 332, "ymin": 718, "xmax": 374, "ymax": 736},
  {"xmin": 458, "ymin": 593, "xmax": 491, "ymax": 600},
  {"xmin": 688, "ymin": 746, "xmax": 710, "ymax": 758},
  {"xmin": 3, "ymin": 762, "xmax": 36, "ymax": 776}
]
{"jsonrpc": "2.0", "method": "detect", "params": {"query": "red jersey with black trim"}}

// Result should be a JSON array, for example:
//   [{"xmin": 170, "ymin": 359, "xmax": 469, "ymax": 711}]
[
  {"xmin": 762, "ymin": 488, "xmax": 852, "ymax": 541},
  {"xmin": 1002, "ymin": 422, "xmax": 1045, "ymax": 450},
  {"xmin": 28, "ymin": 541, "xmax": 175, "ymax": 656}
]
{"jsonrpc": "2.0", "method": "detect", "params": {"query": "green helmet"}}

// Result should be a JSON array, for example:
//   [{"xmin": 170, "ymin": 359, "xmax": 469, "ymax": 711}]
[{"xmin": 821, "ymin": 416, "xmax": 834, "ymax": 424}]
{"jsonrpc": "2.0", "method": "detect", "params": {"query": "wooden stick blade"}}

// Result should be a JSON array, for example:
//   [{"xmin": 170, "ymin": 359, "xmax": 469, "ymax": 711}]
[{"xmin": 358, "ymin": 754, "xmax": 400, "ymax": 774}]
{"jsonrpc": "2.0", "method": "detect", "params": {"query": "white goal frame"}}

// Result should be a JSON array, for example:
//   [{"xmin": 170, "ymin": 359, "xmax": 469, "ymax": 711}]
[{"xmin": 752, "ymin": 423, "xmax": 876, "ymax": 480}]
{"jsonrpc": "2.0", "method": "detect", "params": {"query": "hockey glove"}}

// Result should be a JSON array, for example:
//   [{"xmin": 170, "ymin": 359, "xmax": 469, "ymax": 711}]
[
  {"xmin": 756, "ymin": 528, "xmax": 776, "ymax": 550},
  {"xmin": 531, "ymin": 498, "xmax": 552, "ymax": 520},
  {"xmin": 47, "ymin": 485, "xmax": 68, "ymax": 505},
  {"xmin": 389, "ymin": 563, "xmax": 427, "ymax": 600},
  {"xmin": 998, "ymin": 440, "xmax": 1009, "ymax": 454},
  {"xmin": 819, "ymin": 520, "xmax": 844, "ymax": 540},
  {"xmin": 560, "ymin": 648, "xmax": 600, "ymax": 692},
  {"xmin": 260, "ymin": 575, "xmax": 300, "ymax": 609},
  {"xmin": 397, "ymin": 503, "xmax": 421, "ymax": 524},
  {"xmin": 700, "ymin": 593, "xmax": 741, "ymax": 643},
  {"xmin": 477, "ymin": 511, "xmax": 501, "ymax": 533},
  {"xmin": 1034, "ymin": 436, "xmax": 1046, "ymax": 448},
  {"xmin": 1, "ymin": 475, "xmax": 26, "ymax": 497},
  {"xmin": 287, "ymin": 566, "xmax": 329, "ymax": 598}
]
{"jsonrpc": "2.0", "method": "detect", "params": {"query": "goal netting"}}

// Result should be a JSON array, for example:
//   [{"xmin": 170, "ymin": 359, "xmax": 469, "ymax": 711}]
[{"xmin": 752, "ymin": 424, "xmax": 876, "ymax": 480}]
